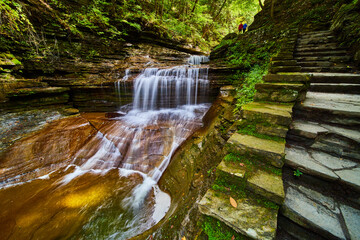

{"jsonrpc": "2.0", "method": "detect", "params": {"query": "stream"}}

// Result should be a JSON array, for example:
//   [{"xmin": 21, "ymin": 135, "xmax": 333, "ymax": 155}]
[{"xmin": 0, "ymin": 56, "xmax": 211, "ymax": 239}]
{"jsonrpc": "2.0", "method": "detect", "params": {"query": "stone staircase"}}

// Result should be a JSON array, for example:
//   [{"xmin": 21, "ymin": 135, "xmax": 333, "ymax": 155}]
[
  {"xmin": 199, "ymin": 28, "xmax": 360, "ymax": 240},
  {"xmin": 198, "ymin": 30, "xmax": 306, "ymax": 240},
  {"xmin": 279, "ymin": 30, "xmax": 360, "ymax": 240},
  {"xmin": 295, "ymin": 31, "xmax": 355, "ymax": 73}
]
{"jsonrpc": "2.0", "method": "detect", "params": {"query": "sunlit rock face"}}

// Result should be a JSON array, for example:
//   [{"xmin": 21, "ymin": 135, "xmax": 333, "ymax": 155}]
[{"xmin": 0, "ymin": 59, "xmax": 212, "ymax": 239}]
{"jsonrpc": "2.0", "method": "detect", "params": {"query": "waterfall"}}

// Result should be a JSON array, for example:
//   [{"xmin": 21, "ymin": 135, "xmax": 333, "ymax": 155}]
[
  {"xmin": 188, "ymin": 55, "xmax": 209, "ymax": 65},
  {"xmin": 115, "ymin": 69, "xmax": 131, "ymax": 105},
  {"xmin": 132, "ymin": 67, "xmax": 209, "ymax": 111}
]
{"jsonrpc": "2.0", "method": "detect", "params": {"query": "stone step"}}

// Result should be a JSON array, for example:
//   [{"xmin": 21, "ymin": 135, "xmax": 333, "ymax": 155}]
[
  {"xmin": 198, "ymin": 189, "xmax": 278, "ymax": 240},
  {"xmin": 299, "ymin": 30, "xmax": 334, "ymax": 37},
  {"xmin": 247, "ymin": 169, "xmax": 285, "ymax": 205},
  {"xmin": 255, "ymin": 83, "xmax": 305, "ymax": 91},
  {"xmin": 309, "ymin": 83, "xmax": 360, "ymax": 94},
  {"xmin": 256, "ymin": 123, "xmax": 289, "ymax": 138},
  {"xmin": 289, "ymin": 120, "xmax": 360, "ymax": 144},
  {"xmin": 300, "ymin": 66, "xmax": 353, "ymax": 73},
  {"xmin": 217, "ymin": 160, "xmax": 246, "ymax": 184},
  {"xmin": 217, "ymin": 160, "xmax": 285, "ymax": 205},
  {"xmin": 282, "ymin": 182, "xmax": 360, "ymax": 240},
  {"xmin": 263, "ymin": 73, "xmax": 310, "ymax": 83},
  {"xmin": 271, "ymin": 60, "xmax": 298, "ymax": 67},
  {"xmin": 270, "ymin": 66, "xmax": 302, "ymax": 73},
  {"xmin": 287, "ymin": 120, "xmax": 360, "ymax": 160},
  {"xmin": 294, "ymin": 92, "xmax": 360, "ymax": 126},
  {"xmin": 254, "ymin": 83, "xmax": 305, "ymax": 102},
  {"xmin": 242, "ymin": 102, "xmax": 294, "ymax": 126},
  {"xmin": 285, "ymin": 145, "xmax": 360, "ymax": 187},
  {"xmin": 309, "ymin": 72, "xmax": 360, "ymax": 83},
  {"xmin": 297, "ymin": 61, "xmax": 334, "ymax": 67},
  {"xmin": 294, "ymin": 56, "xmax": 351, "ymax": 63},
  {"xmin": 296, "ymin": 46, "xmax": 346, "ymax": 53},
  {"xmin": 297, "ymin": 37, "xmax": 336, "ymax": 45},
  {"xmin": 297, "ymin": 37, "xmax": 336, "ymax": 44},
  {"xmin": 227, "ymin": 133, "xmax": 285, "ymax": 168},
  {"xmin": 294, "ymin": 50, "xmax": 348, "ymax": 57},
  {"xmin": 271, "ymin": 56, "xmax": 294, "ymax": 61},
  {"xmin": 296, "ymin": 43, "xmax": 338, "ymax": 49}
]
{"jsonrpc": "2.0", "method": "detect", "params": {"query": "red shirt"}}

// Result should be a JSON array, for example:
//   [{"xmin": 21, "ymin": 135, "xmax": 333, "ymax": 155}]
[{"xmin": 238, "ymin": 24, "xmax": 244, "ymax": 31}]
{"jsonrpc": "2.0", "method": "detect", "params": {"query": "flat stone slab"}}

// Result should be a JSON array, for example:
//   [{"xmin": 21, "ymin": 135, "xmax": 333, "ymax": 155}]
[
  {"xmin": 242, "ymin": 102, "xmax": 293, "ymax": 126},
  {"xmin": 270, "ymin": 66, "xmax": 302, "ymax": 73},
  {"xmin": 263, "ymin": 73, "xmax": 310, "ymax": 83},
  {"xmin": 294, "ymin": 50, "xmax": 348, "ymax": 57},
  {"xmin": 309, "ymin": 83, "xmax": 360, "ymax": 94},
  {"xmin": 335, "ymin": 167, "xmax": 360, "ymax": 191},
  {"xmin": 217, "ymin": 160, "xmax": 246, "ymax": 180},
  {"xmin": 198, "ymin": 189, "xmax": 278, "ymax": 240},
  {"xmin": 291, "ymin": 120, "xmax": 360, "ymax": 143},
  {"xmin": 302, "ymin": 92, "xmax": 360, "ymax": 117},
  {"xmin": 290, "ymin": 120, "xmax": 328, "ymax": 139},
  {"xmin": 340, "ymin": 204, "xmax": 360, "ymax": 240},
  {"xmin": 301, "ymin": 66, "xmax": 353, "ymax": 73},
  {"xmin": 309, "ymin": 72, "xmax": 360, "ymax": 83},
  {"xmin": 282, "ymin": 186, "xmax": 346, "ymax": 240},
  {"xmin": 285, "ymin": 146, "xmax": 360, "ymax": 189},
  {"xmin": 256, "ymin": 124, "xmax": 288, "ymax": 138},
  {"xmin": 247, "ymin": 170, "xmax": 285, "ymax": 205},
  {"xmin": 255, "ymin": 83, "xmax": 304, "ymax": 102},
  {"xmin": 255, "ymin": 83, "xmax": 304, "ymax": 91},
  {"xmin": 228, "ymin": 133, "xmax": 285, "ymax": 168}
]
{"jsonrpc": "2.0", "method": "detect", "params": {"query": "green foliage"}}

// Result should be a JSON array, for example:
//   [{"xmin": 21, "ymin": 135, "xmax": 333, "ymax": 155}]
[
  {"xmin": 0, "ymin": 0, "xmax": 34, "ymax": 39},
  {"xmin": 293, "ymin": 169, "xmax": 303, "ymax": 177},
  {"xmin": 235, "ymin": 64, "xmax": 267, "ymax": 111},
  {"xmin": 295, "ymin": 5, "xmax": 330, "ymax": 25}
]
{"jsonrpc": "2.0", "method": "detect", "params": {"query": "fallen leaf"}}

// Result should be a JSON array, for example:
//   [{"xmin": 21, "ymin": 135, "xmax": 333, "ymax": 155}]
[
  {"xmin": 230, "ymin": 197, "xmax": 237, "ymax": 208},
  {"xmin": 239, "ymin": 163, "xmax": 244, "ymax": 167},
  {"xmin": 231, "ymin": 235, "xmax": 235, "ymax": 240},
  {"xmin": 181, "ymin": 237, "xmax": 186, "ymax": 240}
]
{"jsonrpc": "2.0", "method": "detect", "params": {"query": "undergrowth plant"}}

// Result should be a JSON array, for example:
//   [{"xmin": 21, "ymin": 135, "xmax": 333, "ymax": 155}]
[{"xmin": 234, "ymin": 64, "xmax": 268, "ymax": 112}]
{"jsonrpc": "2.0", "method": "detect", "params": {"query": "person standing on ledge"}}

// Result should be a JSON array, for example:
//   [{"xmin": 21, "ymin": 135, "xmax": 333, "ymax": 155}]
[
  {"xmin": 238, "ymin": 23, "xmax": 244, "ymax": 33},
  {"xmin": 243, "ymin": 23, "xmax": 248, "ymax": 33}
]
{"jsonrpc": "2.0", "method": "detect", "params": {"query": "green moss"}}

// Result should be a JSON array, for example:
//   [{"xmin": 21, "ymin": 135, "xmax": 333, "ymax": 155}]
[
  {"xmin": 212, "ymin": 170, "xmax": 280, "ymax": 210},
  {"xmin": 237, "ymin": 124, "xmax": 285, "ymax": 143},
  {"xmin": 256, "ymin": 198, "xmax": 279, "ymax": 210},
  {"xmin": 223, "ymin": 151, "xmax": 282, "ymax": 177},
  {"xmin": 213, "ymin": 170, "xmax": 247, "ymax": 199},
  {"xmin": 201, "ymin": 216, "xmax": 248, "ymax": 240}
]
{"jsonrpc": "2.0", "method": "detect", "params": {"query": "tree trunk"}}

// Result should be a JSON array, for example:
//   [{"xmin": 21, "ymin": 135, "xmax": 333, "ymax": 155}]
[
  {"xmin": 191, "ymin": 0, "xmax": 199, "ymax": 13},
  {"xmin": 213, "ymin": 0, "xmax": 227, "ymax": 21},
  {"xmin": 259, "ymin": 0, "xmax": 264, "ymax": 10},
  {"xmin": 271, "ymin": 0, "xmax": 276, "ymax": 18}
]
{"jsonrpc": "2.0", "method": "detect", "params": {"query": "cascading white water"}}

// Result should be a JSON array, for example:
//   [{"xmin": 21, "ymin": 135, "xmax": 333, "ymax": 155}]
[
  {"xmin": 115, "ymin": 69, "xmax": 131, "ymax": 104},
  {"xmin": 188, "ymin": 55, "xmax": 209, "ymax": 65},
  {"xmin": 132, "ymin": 67, "xmax": 209, "ymax": 111}
]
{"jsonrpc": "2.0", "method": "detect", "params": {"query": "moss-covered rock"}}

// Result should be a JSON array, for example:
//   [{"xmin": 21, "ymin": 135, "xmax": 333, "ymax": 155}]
[{"xmin": 331, "ymin": 1, "xmax": 360, "ymax": 66}]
